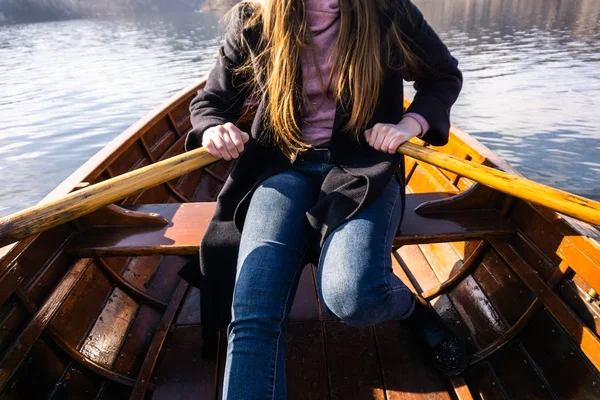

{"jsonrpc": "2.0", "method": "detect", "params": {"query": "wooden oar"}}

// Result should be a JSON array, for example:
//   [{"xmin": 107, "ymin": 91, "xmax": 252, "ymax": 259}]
[
  {"xmin": 0, "ymin": 147, "xmax": 217, "ymax": 248},
  {"xmin": 0, "ymin": 142, "xmax": 599, "ymax": 248},
  {"xmin": 397, "ymin": 142, "xmax": 600, "ymax": 226}
]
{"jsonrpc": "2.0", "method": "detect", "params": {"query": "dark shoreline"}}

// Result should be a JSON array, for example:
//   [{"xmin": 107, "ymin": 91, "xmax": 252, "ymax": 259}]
[{"xmin": 0, "ymin": 0, "xmax": 238, "ymax": 24}]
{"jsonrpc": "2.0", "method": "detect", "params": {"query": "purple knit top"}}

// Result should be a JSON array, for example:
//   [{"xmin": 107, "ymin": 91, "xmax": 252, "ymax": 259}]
[
  {"xmin": 300, "ymin": 0, "xmax": 429, "ymax": 146},
  {"xmin": 300, "ymin": 0, "xmax": 341, "ymax": 146}
]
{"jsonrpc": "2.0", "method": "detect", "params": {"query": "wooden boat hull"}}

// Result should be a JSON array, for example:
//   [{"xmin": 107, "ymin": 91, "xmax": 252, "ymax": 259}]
[{"xmin": 1, "ymin": 78, "xmax": 599, "ymax": 399}]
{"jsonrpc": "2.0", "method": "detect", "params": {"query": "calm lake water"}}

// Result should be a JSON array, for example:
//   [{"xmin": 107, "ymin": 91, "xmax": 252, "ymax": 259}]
[{"xmin": 1, "ymin": 0, "xmax": 599, "ymax": 217}]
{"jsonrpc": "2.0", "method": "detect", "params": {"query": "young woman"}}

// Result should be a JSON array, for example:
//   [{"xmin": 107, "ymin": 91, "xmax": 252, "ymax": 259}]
[{"xmin": 183, "ymin": 0, "xmax": 464, "ymax": 398}]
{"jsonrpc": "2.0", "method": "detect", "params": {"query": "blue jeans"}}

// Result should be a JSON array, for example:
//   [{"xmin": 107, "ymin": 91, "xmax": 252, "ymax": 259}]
[{"xmin": 222, "ymin": 149, "xmax": 415, "ymax": 400}]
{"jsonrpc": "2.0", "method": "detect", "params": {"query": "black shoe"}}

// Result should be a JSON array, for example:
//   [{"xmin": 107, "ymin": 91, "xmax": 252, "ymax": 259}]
[{"xmin": 403, "ymin": 297, "xmax": 467, "ymax": 376}]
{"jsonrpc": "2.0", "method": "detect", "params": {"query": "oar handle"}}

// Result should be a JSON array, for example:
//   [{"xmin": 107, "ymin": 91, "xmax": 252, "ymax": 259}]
[{"xmin": 396, "ymin": 142, "xmax": 600, "ymax": 226}]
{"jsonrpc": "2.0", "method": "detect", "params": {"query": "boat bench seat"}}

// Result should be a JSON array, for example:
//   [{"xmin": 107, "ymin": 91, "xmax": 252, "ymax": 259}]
[{"xmin": 68, "ymin": 192, "xmax": 516, "ymax": 257}]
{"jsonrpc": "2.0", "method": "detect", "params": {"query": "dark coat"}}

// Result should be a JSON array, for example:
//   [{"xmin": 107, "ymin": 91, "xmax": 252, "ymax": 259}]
[{"xmin": 179, "ymin": 0, "xmax": 462, "ymax": 356}]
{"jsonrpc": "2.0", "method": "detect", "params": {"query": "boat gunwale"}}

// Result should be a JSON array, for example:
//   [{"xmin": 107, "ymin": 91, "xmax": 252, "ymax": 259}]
[{"xmin": 41, "ymin": 78, "xmax": 208, "ymax": 203}]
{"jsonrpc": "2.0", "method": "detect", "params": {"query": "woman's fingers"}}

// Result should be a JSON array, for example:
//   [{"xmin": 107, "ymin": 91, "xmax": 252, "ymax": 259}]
[
  {"xmin": 202, "ymin": 123, "xmax": 249, "ymax": 160},
  {"xmin": 219, "ymin": 129, "xmax": 239, "ymax": 159},
  {"xmin": 223, "ymin": 123, "xmax": 246, "ymax": 153},
  {"xmin": 372, "ymin": 124, "xmax": 387, "ymax": 151},
  {"xmin": 211, "ymin": 129, "xmax": 232, "ymax": 160},
  {"xmin": 364, "ymin": 128, "xmax": 372, "ymax": 144},
  {"xmin": 380, "ymin": 132, "xmax": 396, "ymax": 154},
  {"xmin": 365, "ymin": 125, "xmax": 380, "ymax": 147},
  {"xmin": 202, "ymin": 127, "xmax": 223, "ymax": 159},
  {"xmin": 387, "ymin": 135, "xmax": 408, "ymax": 154},
  {"xmin": 364, "ymin": 123, "xmax": 412, "ymax": 154},
  {"xmin": 204, "ymin": 140, "xmax": 220, "ymax": 159}
]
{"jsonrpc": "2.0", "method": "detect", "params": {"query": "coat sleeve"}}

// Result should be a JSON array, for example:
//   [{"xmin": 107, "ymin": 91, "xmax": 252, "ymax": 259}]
[
  {"xmin": 185, "ymin": 6, "xmax": 251, "ymax": 151},
  {"xmin": 397, "ymin": 0, "xmax": 463, "ymax": 146}
]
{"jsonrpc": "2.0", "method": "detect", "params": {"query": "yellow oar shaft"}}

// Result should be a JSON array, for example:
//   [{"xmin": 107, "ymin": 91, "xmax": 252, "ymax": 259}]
[
  {"xmin": 397, "ymin": 142, "xmax": 600, "ymax": 226},
  {"xmin": 0, "ymin": 147, "xmax": 218, "ymax": 248}
]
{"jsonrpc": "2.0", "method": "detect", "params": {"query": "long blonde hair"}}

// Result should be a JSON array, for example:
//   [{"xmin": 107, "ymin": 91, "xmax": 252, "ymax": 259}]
[{"xmin": 226, "ymin": 0, "xmax": 422, "ymax": 160}]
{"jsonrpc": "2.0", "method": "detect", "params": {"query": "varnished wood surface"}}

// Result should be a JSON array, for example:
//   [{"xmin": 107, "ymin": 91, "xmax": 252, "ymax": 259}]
[
  {"xmin": 0, "ymin": 258, "xmax": 92, "ymax": 390},
  {"xmin": 491, "ymin": 238, "xmax": 600, "ymax": 372},
  {"xmin": 131, "ymin": 281, "xmax": 188, "ymax": 399},
  {"xmin": 67, "ymin": 195, "xmax": 515, "ymax": 257},
  {"xmin": 395, "ymin": 193, "xmax": 516, "ymax": 246},
  {"xmin": 68, "ymin": 203, "xmax": 216, "ymax": 256}
]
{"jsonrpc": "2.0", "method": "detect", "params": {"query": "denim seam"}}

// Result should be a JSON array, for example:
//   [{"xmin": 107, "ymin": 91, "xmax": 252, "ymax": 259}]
[{"xmin": 269, "ymin": 245, "xmax": 308, "ymax": 400}]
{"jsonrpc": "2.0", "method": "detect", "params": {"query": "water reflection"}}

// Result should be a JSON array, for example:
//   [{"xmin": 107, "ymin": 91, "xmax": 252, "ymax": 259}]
[
  {"xmin": 0, "ymin": 12, "xmax": 223, "ymax": 216},
  {"xmin": 407, "ymin": 0, "xmax": 600, "ymax": 200},
  {"xmin": 0, "ymin": 0, "xmax": 599, "ymax": 217}
]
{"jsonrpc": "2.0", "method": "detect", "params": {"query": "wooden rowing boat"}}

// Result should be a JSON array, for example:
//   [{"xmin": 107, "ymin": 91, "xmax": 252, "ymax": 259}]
[{"xmin": 1, "ymin": 78, "xmax": 599, "ymax": 399}]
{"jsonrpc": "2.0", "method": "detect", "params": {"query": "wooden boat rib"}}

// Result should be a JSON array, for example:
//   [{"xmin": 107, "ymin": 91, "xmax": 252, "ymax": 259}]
[{"xmin": 1, "ymin": 78, "xmax": 600, "ymax": 399}]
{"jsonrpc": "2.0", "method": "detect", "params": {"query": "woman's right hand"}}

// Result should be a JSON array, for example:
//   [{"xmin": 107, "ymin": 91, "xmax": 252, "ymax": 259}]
[{"xmin": 201, "ymin": 122, "xmax": 250, "ymax": 160}]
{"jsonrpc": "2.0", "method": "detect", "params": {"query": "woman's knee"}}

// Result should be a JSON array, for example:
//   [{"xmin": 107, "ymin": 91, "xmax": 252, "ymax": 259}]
[
  {"xmin": 319, "ymin": 265, "xmax": 414, "ymax": 327},
  {"xmin": 320, "ymin": 271, "xmax": 385, "ymax": 327}
]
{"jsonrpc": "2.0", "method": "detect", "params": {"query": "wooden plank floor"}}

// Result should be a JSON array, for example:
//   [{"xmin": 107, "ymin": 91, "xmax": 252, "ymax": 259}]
[
  {"xmin": 7, "ymin": 244, "xmax": 591, "ymax": 399},
  {"xmin": 148, "ymin": 242, "xmax": 600, "ymax": 400},
  {"xmin": 150, "ymin": 263, "xmax": 456, "ymax": 400},
  {"xmin": 2, "ymin": 249, "xmax": 597, "ymax": 399}
]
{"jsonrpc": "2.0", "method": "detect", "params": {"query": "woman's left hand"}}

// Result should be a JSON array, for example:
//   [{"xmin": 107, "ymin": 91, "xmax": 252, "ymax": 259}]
[{"xmin": 364, "ymin": 117, "xmax": 422, "ymax": 154}]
